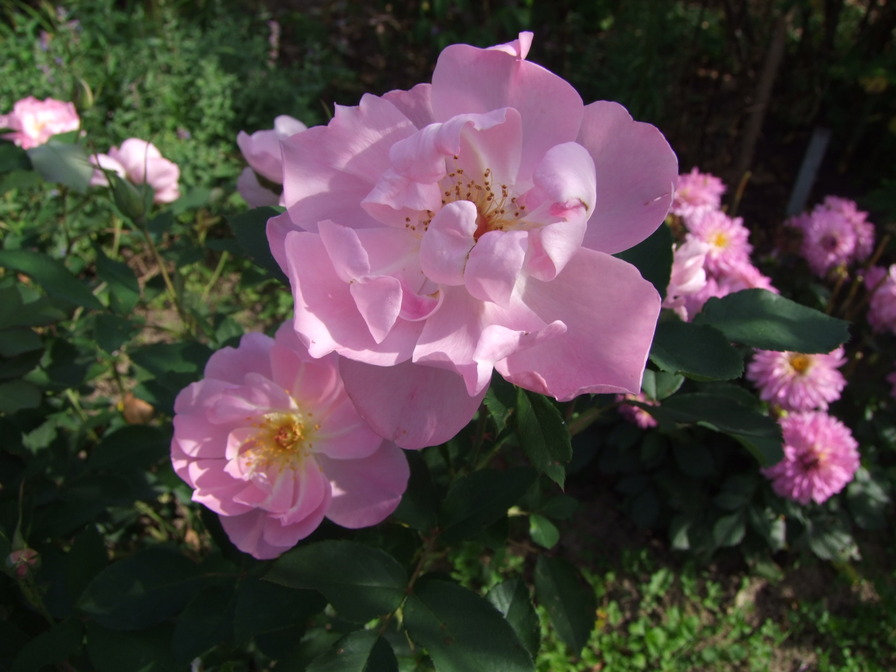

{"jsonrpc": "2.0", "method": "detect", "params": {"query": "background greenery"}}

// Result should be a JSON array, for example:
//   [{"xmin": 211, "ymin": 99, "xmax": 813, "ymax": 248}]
[{"xmin": 1, "ymin": 0, "xmax": 895, "ymax": 670}]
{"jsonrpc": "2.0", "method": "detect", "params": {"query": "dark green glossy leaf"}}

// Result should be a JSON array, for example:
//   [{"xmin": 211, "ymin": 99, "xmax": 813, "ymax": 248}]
[
  {"xmin": 78, "ymin": 548, "xmax": 203, "ymax": 630},
  {"xmin": 172, "ymin": 586, "xmax": 236, "ymax": 664},
  {"xmin": 307, "ymin": 630, "xmax": 398, "ymax": 672},
  {"xmin": 640, "ymin": 369, "xmax": 684, "ymax": 401},
  {"xmin": 11, "ymin": 618, "xmax": 82, "ymax": 672},
  {"xmin": 484, "ymin": 374, "xmax": 517, "ymax": 434},
  {"xmin": 0, "ymin": 379, "xmax": 41, "ymax": 412},
  {"xmin": 0, "ymin": 249, "xmax": 102, "ymax": 310},
  {"xmin": 86, "ymin": 622, "xmax": 177, "ymax": 672},
  {"xmin": 234, "ymin": 576, "xmax": 326, "ymax": 644},
  {"xmin": 440, "ymin": 467, "xmax": 536, "ymax": 543},
  {"xmin": 486, "ymin": 578, "xmax": 540, "ymax": 658},
  {"xmin": 88, "ymin": 425, "xmax": 168, "ymax": 472},
  {"xmin": 693, "ymin": 289, "xmax": 849, "ymax": 353},
  {"xmin": 613, "ymin": 222, "xmax": 673, "ymax": 299},
  {"xmin": 0, "ymin": 327, "xmax": 41, "ymax": 358},
  {"xmin": 650, "ymin": 320, "xmax": 743, "ymax": 381},
  {"xmin": 0, "ymin": 287, "xmax": 65, "ymax": 329},
  {"xmin": 712, "ymin": 512, "xmax": 746, "ymax": 547},
  {"xmin": 96, "ymin": 251, "xmax": 140, "ymax": 314},
  {"xmin": 651, "ymin": 393, "xmax": 783, "ymax": 466},
  {"xmin": 534, "ymin": 556, "xmax": 596, "ymax": 655},
  {"xmin": 529, "ymin": 513, "xmax": 559, "ymax": 549},
  {"xmin": 515, "ymin": 389, "xmax": 571, "ymax": 487},
  {"xmin": 266, "ymin": 541, "xmax": 407, "ymax": 623},
  {"xmin": 27, "ymin": 139, "xmax": 93, "ymax": 192},
  {"xmin": 405, "ymin": 578, "xmax": 534, "ymax": 672},
  {"xmin": 227, "ymin": 206, "xmax": 287, "ymax": 281},
  {"xmin": 392, "ymin": 451, "xmax": 439, "ymax": 532}
]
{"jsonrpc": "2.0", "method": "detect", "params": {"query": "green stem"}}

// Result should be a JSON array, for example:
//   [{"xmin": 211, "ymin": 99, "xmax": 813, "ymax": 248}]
[
  {"xmin": 201, "ymin": 250, "xmax": 229, "ymax": 303},
  {"xmin": 139, "ymin": 225, "xmax": 194, "ymax": 336}
]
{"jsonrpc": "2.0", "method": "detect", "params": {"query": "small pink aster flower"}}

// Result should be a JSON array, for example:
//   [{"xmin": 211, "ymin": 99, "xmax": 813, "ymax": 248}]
[
  {"xmin": 866, "ymin": 265, "xmax": 896, "ymax": 335},
  {"xmin": 684, "ymin": 210, "xmax": 752, "ymax": 275},
  {"xmin": 746, "ymin": 347, "xmax": 846, "ymax": 411},
  {"xmin": 0, "ymin": 96, "xmax": 79, "ymax": 149},
  {"xmin": 670, "ymin": 167, "xmax": 726, "ymax": 219},
  {"xmin": 792, "ymin": 208, "xmax": 857, "ymax": 277},
  {"xmin": 90, "ymin": 138, "xmax": 180, "ymax": 203},
  {"xmin": 821, "ymin": 196, "xmax": 874, "ymax": 263},
  {"xmin": 762, "ymin": 411, "xmax": 859, "ymax": 505},
  {"xmin": 616, "ymin": 392, "xmax": 657, "ymax": 429},
  {"xmin": 237, "ymin": 115, "xmax": 307, "ymax": 207},
  {"xmin": 680, "ymin": 261, "xmax": 777, "ymax": 319},
  {"xmin": 171, "ymin": 323, "xmax": 410, "ymax": 559}
]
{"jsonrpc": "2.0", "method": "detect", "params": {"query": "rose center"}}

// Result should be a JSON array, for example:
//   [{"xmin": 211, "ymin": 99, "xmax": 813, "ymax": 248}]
[
  {"xmin": 439, "ymin": 164, "xmax": 526, "ymax": 240},
  {"xmin": 242, "ymin": 410, "xmax": 317, "ymax": 472},
  {"xmin": 711, "ymin": 231, "xmax": 729, "ymax": 249},
  {"xmin": 788, "ymin": 354, "xmax": 812, "ymax": 375}
]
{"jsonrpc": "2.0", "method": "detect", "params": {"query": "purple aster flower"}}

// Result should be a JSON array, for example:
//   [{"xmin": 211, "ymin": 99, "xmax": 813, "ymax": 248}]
[
  {"xmin": 821, "ymin": 196, "xmax": 874, "ymax": 262},
  {"xmin": 746, "ymin": 348, "xmax": 847, "ymax": 411},
  {"xmin": 792, "ymin": 208, "xmax": 857, "ymax": 277},
  {"xmin": 762, "ymin": 411, "xmax": 860, "ymax": 505}
]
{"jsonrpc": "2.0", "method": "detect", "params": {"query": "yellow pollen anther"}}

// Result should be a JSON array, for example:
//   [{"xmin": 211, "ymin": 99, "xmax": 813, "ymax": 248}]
[{"xmin": 788, "ymin": 354, "xmax": 812, "ymax": 375}]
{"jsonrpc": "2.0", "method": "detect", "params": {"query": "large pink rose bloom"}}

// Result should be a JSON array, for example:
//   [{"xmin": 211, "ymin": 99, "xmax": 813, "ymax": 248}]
[
  {"xmin": 268, "ymin": 33, "xmax": 677, "ymax": 449},
  {"xmin": 90, "ymin": 138, "xmax": 180, "ymax": 203},
  {"xmin": 0, "ymin": 96, "xmax": 79, "ymax": 149},
  {"xmin": 171, "ymin": 323, "xmax": 410, "ymax": 559}
]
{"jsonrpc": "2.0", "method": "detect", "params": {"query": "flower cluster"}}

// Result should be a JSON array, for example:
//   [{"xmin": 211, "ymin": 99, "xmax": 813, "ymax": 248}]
[
  {"xmin": 865, "ymin": 264, "xmax": 896, "ymax": 335},
  {"xmin": 665, "ymin": 168, "xmax": 776, "ymax": 321},
  {"xmin": 762, "ymin": 412, "xmax": 860, "ymax": 505},
  {"xmin": 90, "ymin": 138, "xmax": 181, "ymax": 204},
  {"xmin": 171, "ymin": 323, "xmax": 409, "ymax": 559},
  {"xmin": 787, "ymin": 196, "xmax": 875, "ymax": 277},
  {"xmin": 0, "ymin": 96, "xmax": 79, "ymax": 149}
]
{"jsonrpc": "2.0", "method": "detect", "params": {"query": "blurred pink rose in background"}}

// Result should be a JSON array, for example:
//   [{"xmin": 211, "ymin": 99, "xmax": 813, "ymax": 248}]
[
  {"xmin": 267, "ymin": 32, "xmax": 678, "ymax": 448},
  {"xmin": 237, "ymin": 114, "xmax": 307, "ymax": 206},
  {"xmin": 171, "ymin": 323, "xmax": 409, "ymax": 559},
  {"xmin": 90, "ymin": 138, "xmax": 180, "ymax": 203},
  {"xmin": 0, "ymin": 96, "xmax": 80, "ymax": 149}
]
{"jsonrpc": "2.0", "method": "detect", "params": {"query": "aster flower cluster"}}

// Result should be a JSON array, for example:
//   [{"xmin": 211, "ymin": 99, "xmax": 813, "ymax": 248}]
[
  {"xmin": 864, "ymin": 264, "xmax": 896, "ymax": 335},
  {"xmin": 664, "ymin": 168, "xmax": 776, "ymax": 321},
  {"xmin": 786, "ymin": 196, "xmax": 875, "ymax": 277}
]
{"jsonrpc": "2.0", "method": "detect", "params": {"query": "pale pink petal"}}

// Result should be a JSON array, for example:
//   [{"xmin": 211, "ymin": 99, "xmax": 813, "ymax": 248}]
[
  {"xmin": 350, "ymin": 276, "xmax": 403, "ymax": 344},
  {"xmin": 419, "ymin": 201, "xmax": 478, "ymax": 285},
  {"xmin": 382, "ymin": 83, "xmax": 435, "ymax": 129},
  {"xmin": 497, "ymin": 248, "xmax": 661, "ymax": 399},
  {"xmin": 205, "ymin": 332, "xmax": 275, "ymax": 383},
  {"xmin": 237, "ymin": 167, "xmax": 280, "ymax": 207},
  {"xmin": 319, "ymin": 442, "xmax": 409, "ymax": 527},
  {"xmin": 487, "ymin": 31, "xmax": 534, "ymax": 59},
  {"xmin": 431, "ymin": 39, "xmax": 583, "ymax": 181},
  {"xmin": 339, "ymin": 358, "xmax": 486, "ymax": 450},
  {"xmin": 89, "ymin": 153, "xmax": 126, "ymax": 187},
  {"xmin": 464, "ymin": 229, "xmax": 526, "ymax": 305},
  {"xmin": 281, "ymin": 94, "xmax": 417, "ymax": 232},
  {"xmin": 577, "ymin": 101, "xmax": 678, "ymax": 254}
]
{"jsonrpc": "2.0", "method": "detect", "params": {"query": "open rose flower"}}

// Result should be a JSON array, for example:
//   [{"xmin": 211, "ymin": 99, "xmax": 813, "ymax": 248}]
[
  {"xmin": 0, "ymin": 96, "xmax": 79, "ymax": 149},
  {"xmin": 90, "ymin": 138, "xmax": 180, "ymax": 203},
  {"xmin": 268, "ymin": 33, "xmax": 678, "ymax": 448},
  {"xmin": 237, "ymin": 114, "xmax": 307, "ymax": 206},
  {"xmin": 171, "ymin": 323, "xmax": 410, "ymax": 559}
]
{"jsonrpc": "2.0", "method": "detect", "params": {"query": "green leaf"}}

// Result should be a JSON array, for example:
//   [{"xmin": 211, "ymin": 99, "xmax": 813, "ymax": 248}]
[
  {"xmin": 486, "ymin": 579, "xmax": 540, "ymax": 658},
  {"xmin": 86, "ymin": 622, "xmax": 177, "ymax": 672},
  {"xmin": 806, "ymin": 515, "xmax": 858, "ymax": 560},
  {"xmin": 515, "ymin": 389, "xmax": 572, "ymax": 487},
  {"xmin": 227, "ymin": 206, "xmax": 287, "ymax": 281},
  {"xmin": 78, "ymin": 548, "xmax": 203, "ymax": 630},
  {"xmin": 0, "ymin": 142, "xmax": 30, "ymax": 172},
  {"xmin": 712, "ymin": 512, "xmax": 746, "ymax": 547},
  {"xmin": 26, "ymin": 139, "xmax": 93, "ymax": 192},
  {"xmin": 171, "ymin": 586, "xmax": 236, "ymax": 664},
  {"xmin": 651, "ymin": 393, "xmax": 783, "ymax": 466},
  {"xmin": 0, "ymin": 169, "xmax": 42, "ymax": 194},
  {"xmin": 529, "ymin": 513, "xmax": 560, "ymax": 549},
  {"xmin": 234, "ymin": 576, "xmax": 327, "ymax": 644},
  {"xmin": 693, "ymin": 289, "xmax": 849, "ymax": 353},
  {"xmin": 93, "ymin": 313, "xmax": 138, "ymax": 353},
  {"xmin": 0, "ymin": 249, "xmax": 102, "ymax": 310},
  {"xmin": 613, "ymin": 222, "xmax": 673, "ymax": 299},
  {"xmin": 649, "ymin": 320, "xmax": 743, "ymax": 381},
  {"xmin": 0, "ymin": 379, "xmax": 41, "ymax": 412},
  {"xmin": 484, "ymin": 375, "xmax": 517, "ymax": 435},
  {"xmin": 96, "ymin": 251, "xmax": 140, "ymax": 314},
  {"xmin": 440, "ymin": 467, "xmax": 537, "ymax": 543},
  {"xmin": 405, "ymin": 578, "xmax": 534, "ymax": 672},
  {"xmin": 12, "ymin": 618, "xmax": 82, "ymax": 672},
  {"xmin": 0, "ymin": 287, "xmax": 65, "ymax": 329},
  {"xmin": 307, "ymin": 630, "xmax": 398, "ymax": 672},
  {"xmin": 265, "ymin": 541, "xmax": 407, "ymax": 623},
  {"xmin": 534, "ymin": 556, "xmax": 596, "ymax": 654},
  {"xmin": 0, "ymin": 327, "xmax": 41, "ymax": 357},
  {"xmin": 640, "ymin": 369, "xmax": 684, "ymax": 401},
  {"xmin": 846, "ymin": 468, "xmax": 891, "ymax": 530},
  {"xmin": 88, "ymin": 425, "xmax": 168, "ymax": 471},
  {"xmin": 392, "ymin": 451, "xmax": 439, "ymax": 532}
]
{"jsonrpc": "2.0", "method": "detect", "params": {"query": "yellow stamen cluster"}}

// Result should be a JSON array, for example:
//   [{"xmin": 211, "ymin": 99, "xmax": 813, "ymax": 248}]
[
  {"xmin": 241, "ymin": 410, "xmax": 319, "ymax": 473},
  {"xmin": 788, "ymin": 354, "xmax": 812, "ymax": 376}
]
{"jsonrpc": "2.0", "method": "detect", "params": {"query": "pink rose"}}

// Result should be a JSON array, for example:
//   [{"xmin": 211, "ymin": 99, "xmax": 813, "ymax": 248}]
[
  {"xmin": 171, "ymin": 323, "xmax": 409, "ymax": 559},
  {"xmin": 237, "ymin": 115, "xmax": 307, "ymax": 207},
  {"xmin": 267, "ymin": 33, "xmax": 678, "ymax": 449},
  {"xmin": 90, "ymin": 138, "xmax": 180, "ymax": 203},
  {"xmin": 0, "ymin": 96, "xmax": 80, "ymax": 149}
]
